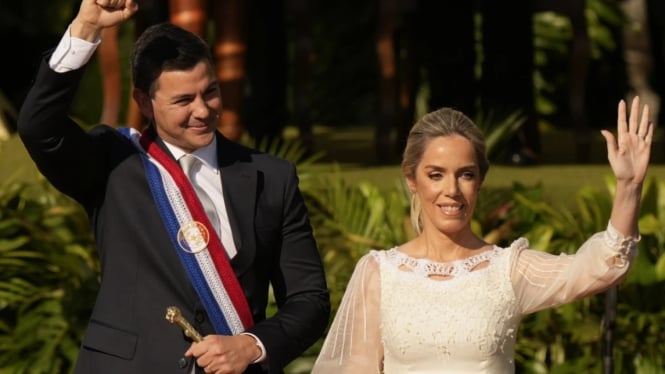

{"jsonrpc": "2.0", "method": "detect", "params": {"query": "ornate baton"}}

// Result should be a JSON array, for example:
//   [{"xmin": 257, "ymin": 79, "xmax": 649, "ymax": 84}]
[{"xmin": 165, "ymin": 306, "xmax": 203, "ymax": 342}]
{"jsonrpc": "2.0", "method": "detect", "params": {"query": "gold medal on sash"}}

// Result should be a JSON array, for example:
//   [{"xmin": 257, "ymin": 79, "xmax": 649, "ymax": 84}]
[{"xmin": 176, "ymin": 221, "xmax": 210, "ymax": 254}]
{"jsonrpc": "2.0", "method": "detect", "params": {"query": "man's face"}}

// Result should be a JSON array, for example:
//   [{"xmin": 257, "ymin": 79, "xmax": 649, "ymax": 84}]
[{"xmin": 135, "ymin": 61, "xmax": 222, "ymax": 152}]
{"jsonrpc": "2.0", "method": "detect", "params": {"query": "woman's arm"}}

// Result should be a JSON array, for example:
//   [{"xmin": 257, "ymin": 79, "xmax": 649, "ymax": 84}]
[
  {"xmin": 512, "ymin": 97, "xmax": 651, "ymax": 315},
  {"xmin": 512, "ymin": 224, "xmax": 638, "ymax": 315},
  {"xmin": 312, "ymin": 254, "xmax": 384, "ymax": 374}
]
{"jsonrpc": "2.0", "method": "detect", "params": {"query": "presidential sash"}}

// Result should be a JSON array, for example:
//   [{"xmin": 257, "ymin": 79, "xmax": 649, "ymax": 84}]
[{"xmin": 119, "ymin": 127, "xmax": 254, "ymax": 335}]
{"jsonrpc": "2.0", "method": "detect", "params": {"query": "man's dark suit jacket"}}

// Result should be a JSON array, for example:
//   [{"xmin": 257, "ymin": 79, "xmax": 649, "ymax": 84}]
[{"xmin": 17, "ymin": 54, "xmax": 330, "ymax": 374}]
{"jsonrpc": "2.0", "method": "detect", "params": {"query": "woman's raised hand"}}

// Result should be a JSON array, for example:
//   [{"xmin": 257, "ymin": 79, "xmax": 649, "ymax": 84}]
[{"xmin": 601, "ymin": 96, "xmax": 653, "ymax": 185}]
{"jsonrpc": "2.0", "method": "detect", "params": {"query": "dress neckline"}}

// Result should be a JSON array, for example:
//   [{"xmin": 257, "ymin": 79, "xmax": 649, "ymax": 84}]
[
  {"xmin": 391, "ymin": 246, "xmax": 497, "ymax": 265},
  {"xmin": 383, "ymin": 246, "xmax": 502, "ymax": 279}
]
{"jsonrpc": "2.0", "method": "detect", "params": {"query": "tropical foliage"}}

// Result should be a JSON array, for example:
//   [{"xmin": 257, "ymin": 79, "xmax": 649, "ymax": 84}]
[
  {"xmin": 2, "ymin": 142, "xmax": 665, "ymax": 373},
  {"xmin": 0, "ymin": 180, "xmax": 97, "ymax": 374}
]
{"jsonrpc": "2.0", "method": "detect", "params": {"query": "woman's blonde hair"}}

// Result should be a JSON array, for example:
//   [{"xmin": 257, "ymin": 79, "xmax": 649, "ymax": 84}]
[{"xmin": 401, "ymin": 108, "xmax": 489, "ymax": 234}]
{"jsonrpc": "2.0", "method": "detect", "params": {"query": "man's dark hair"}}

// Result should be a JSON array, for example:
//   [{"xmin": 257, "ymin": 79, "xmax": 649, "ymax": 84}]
[{"xmin": 130, "ymin": 22, "xmax": 214, "ymax": 96}]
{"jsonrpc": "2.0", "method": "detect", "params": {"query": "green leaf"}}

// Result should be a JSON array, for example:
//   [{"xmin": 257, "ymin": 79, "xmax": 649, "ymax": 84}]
[
  {"xmin": 0, "ymin": 237, "xmax": 30, "ymax": 252},
  {"xmin": 655, "ymin": 253, "xmax": 665, "ymax": 282},
  {"xmin": 624, "ymin": 251, "xmax": 658, "ymax": 285}
]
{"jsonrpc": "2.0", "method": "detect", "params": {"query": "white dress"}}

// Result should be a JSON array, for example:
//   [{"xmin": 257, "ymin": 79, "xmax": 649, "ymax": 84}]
[{"xmin": 312, "ymin": 224, "xmax": 637, "ymax": 373}]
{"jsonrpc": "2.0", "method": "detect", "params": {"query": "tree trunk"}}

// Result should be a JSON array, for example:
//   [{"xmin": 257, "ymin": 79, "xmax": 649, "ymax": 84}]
[
  {"xmin": 169, "ymin": 0, "xmax": 209, "ymax": 37},
  {"xmin": 375, "ymin": 0, "xmax": 398, "ymax": 163},
  {"xmin": 213, "ymin": 0, "xmax": 246, "ymax": 141},
  {"xmin": 98, "ymin": 26, "xmax": 121, "ymax": 127},
  {"xmin": 289, "ymin": 0, "xmax": 315, "ymax": 152}
]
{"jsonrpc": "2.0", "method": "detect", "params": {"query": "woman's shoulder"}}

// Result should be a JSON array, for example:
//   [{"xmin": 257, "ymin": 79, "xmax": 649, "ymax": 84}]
[
  {"xmin": 490, "ymin": 238, "xmax": 531, "ymax": 267},
  {"xmin": 499, "ymin": 237, "xmax": 531, "ymax": 252},
  {"xmin": 350, "ymin": 248, "xmax": 400, "ymax": 270},
  {"xmin": 366, "ymin": 247, "xmax": 399, "ymax": 260}
]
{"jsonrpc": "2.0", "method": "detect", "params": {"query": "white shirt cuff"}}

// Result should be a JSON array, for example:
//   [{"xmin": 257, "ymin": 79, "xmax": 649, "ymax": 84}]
[
  {"xmin": 49, "ymin": 24, "xmax": 101, "ymax": 73},
  {"xmin": 240, "ymin": 332, "xmax": 267, "ymax": 364}
]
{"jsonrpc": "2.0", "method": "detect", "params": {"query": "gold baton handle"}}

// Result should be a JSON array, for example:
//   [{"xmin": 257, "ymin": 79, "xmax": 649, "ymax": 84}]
[{"xmin": 165, "ymin": 306, "xmax": 203, "ymax": 342}]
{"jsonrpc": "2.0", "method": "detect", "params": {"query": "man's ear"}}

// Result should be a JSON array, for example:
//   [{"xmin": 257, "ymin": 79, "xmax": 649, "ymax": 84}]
[{"xmin": 132, "ymin": 88, "xmax": 153, "ymax": 119}]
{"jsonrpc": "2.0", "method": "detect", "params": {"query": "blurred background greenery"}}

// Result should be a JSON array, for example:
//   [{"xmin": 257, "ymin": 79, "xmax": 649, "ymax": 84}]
[{"xmin": 1, "ymin": 0, "xmax": 662, "ymax": 160}]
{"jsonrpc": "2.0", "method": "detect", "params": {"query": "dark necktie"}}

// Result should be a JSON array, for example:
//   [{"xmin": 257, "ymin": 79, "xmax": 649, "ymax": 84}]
[{"xmin": 179, "ymin": 154, "xmax": 221, "ymax": 236}]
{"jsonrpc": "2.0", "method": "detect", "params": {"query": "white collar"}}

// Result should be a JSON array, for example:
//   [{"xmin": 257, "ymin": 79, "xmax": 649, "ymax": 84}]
[{"xmin": 163, "ymin": 135, "xmax": 219, "ymax": 171}]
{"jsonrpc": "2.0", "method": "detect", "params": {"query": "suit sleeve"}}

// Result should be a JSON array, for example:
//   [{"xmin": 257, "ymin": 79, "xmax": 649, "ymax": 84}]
[
  {"xmin": 246, "ymin": 161, "xmax": 331, "ymax": 372},
  {"xmin": 17, "ymin": 53, "xmax": 107, "ymax": 206}
]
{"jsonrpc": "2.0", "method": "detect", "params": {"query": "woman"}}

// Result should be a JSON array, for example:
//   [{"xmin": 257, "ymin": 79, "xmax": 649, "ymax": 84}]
[{"xmin": 312, "ymin": 98, "xmax": 652, "ymax": 373}]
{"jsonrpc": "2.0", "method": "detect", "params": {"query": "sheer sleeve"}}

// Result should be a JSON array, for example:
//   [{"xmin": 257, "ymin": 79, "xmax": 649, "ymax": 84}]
[
  {"xmin": 512, "ymin": 222, "xmax": 639, "ymax": 315},
  {"xmin": 312, "ymin": 253, "xmax": 383, "ymax": 373}
]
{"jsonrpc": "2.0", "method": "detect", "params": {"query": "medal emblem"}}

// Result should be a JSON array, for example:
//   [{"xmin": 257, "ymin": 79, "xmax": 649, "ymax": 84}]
[{"xmin": 177, "ymin": 221, "xmax": 210, "ymax": 253}]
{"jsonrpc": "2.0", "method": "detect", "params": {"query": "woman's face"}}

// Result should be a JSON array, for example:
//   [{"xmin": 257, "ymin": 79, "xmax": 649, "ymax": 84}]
[{"xmin": 406, "ymin": 135, "xmax": 483, "ymax": 236}]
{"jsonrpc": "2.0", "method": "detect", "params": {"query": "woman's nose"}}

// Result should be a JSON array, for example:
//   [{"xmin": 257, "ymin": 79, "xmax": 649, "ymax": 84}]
[{"xmin": 444, "ymin": 177, "xmax": 460, "ymax": 196}]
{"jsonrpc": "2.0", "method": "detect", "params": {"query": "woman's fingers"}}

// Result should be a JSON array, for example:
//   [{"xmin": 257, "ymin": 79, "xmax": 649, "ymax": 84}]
[
  {"xmin": 628, "ymin": 96, "xmax": 640, "ymax": 135},
  {"xmin": 600, "ymin": 129, "xmax": 617, "ymax": 157},
  {"xmin": 618, "ymin": 96, "xmax": 653, "ymax": 144},
  {"xmin": 638, "ymin": 104, "xmax": 651, "ymax": 140}
]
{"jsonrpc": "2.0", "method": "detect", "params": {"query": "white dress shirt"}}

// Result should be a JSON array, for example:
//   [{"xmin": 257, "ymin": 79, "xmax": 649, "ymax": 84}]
[
  {"xmin": 49, "ymin": 25, "xmax": 100, "ymax": 72},
  {"xmin": 164, "ymin": 138, "xmax": 238, "ymax": 259}
]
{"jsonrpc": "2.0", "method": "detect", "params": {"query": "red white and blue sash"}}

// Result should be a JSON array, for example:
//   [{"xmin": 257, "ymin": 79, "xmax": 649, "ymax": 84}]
[{"xmin": 119, "ymin": 127, "xmax": 254, "ymax": 335}]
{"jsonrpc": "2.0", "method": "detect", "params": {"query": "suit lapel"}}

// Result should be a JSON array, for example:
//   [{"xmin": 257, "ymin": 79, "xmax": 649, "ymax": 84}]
[{"xmin": 216, "ymin": 133, "xmax": 256, "ymax": 276}]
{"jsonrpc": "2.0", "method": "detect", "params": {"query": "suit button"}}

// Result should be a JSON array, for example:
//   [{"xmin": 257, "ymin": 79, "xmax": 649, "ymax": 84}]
[
  {"xmin": 195, "ymin": 311, "xmax": 205, "ymax": 323},
  {"xmin": 178, "ymin": 357, "xmax": 188, "ymax": 369}
]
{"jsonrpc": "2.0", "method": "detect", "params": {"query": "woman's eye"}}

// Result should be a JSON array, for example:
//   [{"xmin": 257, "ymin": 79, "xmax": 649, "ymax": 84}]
[{"xmin": 429, "ymin": 173, "xmax": 442, "ymax": 180}]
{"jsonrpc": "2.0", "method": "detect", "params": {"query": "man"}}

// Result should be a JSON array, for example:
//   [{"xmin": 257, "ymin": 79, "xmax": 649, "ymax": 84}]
[{"xmin": 17, "ymin": 0, "xmax": 330, "ymax": 373}]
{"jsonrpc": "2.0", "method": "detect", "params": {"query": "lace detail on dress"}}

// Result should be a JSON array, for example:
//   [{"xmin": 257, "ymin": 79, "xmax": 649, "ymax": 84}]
[
  {"xmin": 380, "ymin": 246, "xmax": 505, "ymax": 279},
  {"xmin": 373, "ymin": 246, "xmax": 521, "ymax": 373},
  {"xmin": 603, "ymin": 222, "xmax": 639, "ymax": 267}
]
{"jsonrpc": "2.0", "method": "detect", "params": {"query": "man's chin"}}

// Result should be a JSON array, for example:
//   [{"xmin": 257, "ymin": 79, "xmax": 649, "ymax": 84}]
[{"xmin": 195, "ymin": 133, "xmax": 215, "ymax": 145}]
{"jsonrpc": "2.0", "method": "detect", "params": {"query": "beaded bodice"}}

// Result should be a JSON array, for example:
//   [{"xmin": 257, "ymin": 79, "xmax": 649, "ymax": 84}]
[{"xmin": 374, "ymin": 246, "xmax": 522, "ymax": 373}]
